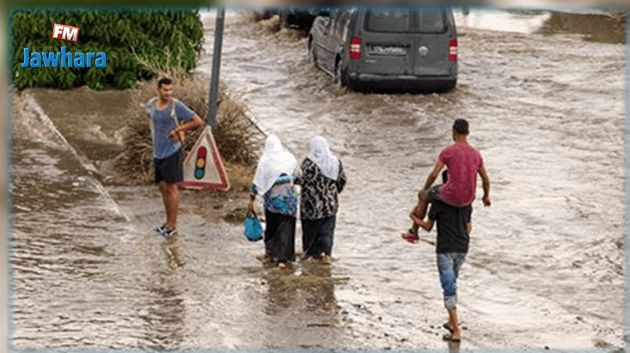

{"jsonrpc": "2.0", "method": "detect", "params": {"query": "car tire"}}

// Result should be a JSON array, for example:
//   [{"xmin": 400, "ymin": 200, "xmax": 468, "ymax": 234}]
[
  {"xmin": 334, "ymin": 61, "xmax": 347, "ymax": 89},
  {"xmin": 308, "ymin": 40, "xmax": 317, "ymax": 65},
  {"xmin": 442, "ymin": 79, "xmax": 457, "ymax": 92}
]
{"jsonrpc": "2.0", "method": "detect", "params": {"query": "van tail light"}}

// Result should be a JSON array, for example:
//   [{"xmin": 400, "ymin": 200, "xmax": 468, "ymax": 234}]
[
  {"xmin": 448, "ymin": 39, "xmax": 458, "ymax": 62},
  {"xmin": 349, "ymin": 37, "xmax": 362, "ymax": 60}
]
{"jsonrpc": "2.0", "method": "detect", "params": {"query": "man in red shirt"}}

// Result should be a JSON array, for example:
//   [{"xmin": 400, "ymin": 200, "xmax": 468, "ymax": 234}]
[{"xmin": 403, "ymin": 119, "xmax": 491, "ymax": 243}]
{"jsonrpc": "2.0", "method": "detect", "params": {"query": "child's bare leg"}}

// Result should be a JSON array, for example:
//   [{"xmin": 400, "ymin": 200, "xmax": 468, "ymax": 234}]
[
  {"xmin": 415, "ymin": 197, "xmax": 429, "ymax": 222},
  {"xmin": 410, "ymin": 198, "xmax": 428, "ymax": 226},
  {"xmin": 409, "ymin": 203, "xmax": 423, "ymax": 234},
  {"xmin": 402, "ymin": 203, "xmax": 421, "ymax": 243},
  {"xmin": 402, "ymin": 189, "xmax": 431, "ymax": 242}
]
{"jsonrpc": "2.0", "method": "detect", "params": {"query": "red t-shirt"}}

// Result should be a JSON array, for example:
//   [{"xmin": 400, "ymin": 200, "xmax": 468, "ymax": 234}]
[{"xmin": 438, "ymin": 143, "xmax": 483, "ymax": 207}]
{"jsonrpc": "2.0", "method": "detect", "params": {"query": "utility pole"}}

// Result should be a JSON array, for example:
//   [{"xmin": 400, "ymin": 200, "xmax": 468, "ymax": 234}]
[{"xmin": 207, "ymin": 8, "xmax": 225, "ymax": 128}]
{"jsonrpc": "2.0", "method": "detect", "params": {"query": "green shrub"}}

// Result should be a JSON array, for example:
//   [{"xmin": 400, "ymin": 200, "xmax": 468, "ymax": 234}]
[{"xmin": 12, "ymin": 10, "xmax": 204, "ymax": 90}]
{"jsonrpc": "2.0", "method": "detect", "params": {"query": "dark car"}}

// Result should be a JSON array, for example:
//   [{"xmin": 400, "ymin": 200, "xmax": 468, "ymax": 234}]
[
  {"xmin": 258, "ymin": 8, "xmax": 330, "ymax": 35},
  {"xmin": 279, "ymin": 8, "xmax": 331, "ymax": 34},
  {"xmin": 308, "ymin": 8, "xmax": 458, "ymax": 92}
]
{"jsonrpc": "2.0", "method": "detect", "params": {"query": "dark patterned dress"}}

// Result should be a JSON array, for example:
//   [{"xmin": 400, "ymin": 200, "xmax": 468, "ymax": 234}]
[{"xmin": 296, "ymin": 158, "xmax": 347, "ymax": 257}]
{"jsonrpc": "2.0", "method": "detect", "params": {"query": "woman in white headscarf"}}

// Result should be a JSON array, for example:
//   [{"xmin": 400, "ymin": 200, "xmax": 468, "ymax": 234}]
[
  {"xmin": 248, "ymin": 135, "xmax": 298, "ymax": 268},
  {"xmin": 295, "ymin": 136, "xmax": 347, "ymax": 263}
]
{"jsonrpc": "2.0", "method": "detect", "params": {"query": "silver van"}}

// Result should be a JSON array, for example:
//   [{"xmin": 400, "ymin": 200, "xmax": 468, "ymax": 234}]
[{"xmin": 308, "ymin": 8, "xmax": 458, "ymax": 92}]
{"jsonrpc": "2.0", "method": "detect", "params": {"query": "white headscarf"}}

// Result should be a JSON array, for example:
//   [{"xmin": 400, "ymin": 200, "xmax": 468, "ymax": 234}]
[
  {"xmin": 253, "ymin": 135, "xmax": 297, "ymax": 195},
  {"xmin": 307, "ymin": 136, "xmax": 340, "ymax": 181}
]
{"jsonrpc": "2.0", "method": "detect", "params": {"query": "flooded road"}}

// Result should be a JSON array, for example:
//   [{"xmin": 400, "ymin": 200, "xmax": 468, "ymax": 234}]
[
  {"xmin": 199, "ymin": 9, "xmax": 625, "ymax": 349},
  {"xmin": 10, "ymin": 9, "xmax": 624, "ymax": 352}
]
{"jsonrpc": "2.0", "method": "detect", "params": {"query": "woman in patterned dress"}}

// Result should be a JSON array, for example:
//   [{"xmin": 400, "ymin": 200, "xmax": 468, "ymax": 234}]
[{"xmin": 296, "ymin": 136, "xmax": 347, "ymax": 263}]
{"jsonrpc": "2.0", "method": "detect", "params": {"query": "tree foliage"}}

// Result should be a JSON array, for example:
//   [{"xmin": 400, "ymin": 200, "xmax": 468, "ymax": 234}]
[{"xmin": 12, "ymin": 10, "xmax": 204, "ymax": 90}]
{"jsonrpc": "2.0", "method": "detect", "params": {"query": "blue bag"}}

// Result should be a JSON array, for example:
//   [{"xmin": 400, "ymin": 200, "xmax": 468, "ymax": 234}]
[{"xmin": 244, "ymin": 211, "xmax": 263, "ymax": 242}]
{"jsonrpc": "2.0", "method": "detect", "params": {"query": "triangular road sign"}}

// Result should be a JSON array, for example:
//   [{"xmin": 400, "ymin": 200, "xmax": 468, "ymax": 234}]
[{"xmin": 180, "ymin": 126, "xmax": 230, "ymax": 191}]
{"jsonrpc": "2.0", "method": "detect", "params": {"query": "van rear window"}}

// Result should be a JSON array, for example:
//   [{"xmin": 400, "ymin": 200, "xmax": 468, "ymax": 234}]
[
  {"xmin": 365, "ymin": 12, "xmax": 411, "ymax": 33},
  {"xmin": 419, "ymin": 11, "xmax": 447, "ymax": 32},
  {"xmin": 365, "ymin": 10, "xmax": 447, "ymax": 33}
]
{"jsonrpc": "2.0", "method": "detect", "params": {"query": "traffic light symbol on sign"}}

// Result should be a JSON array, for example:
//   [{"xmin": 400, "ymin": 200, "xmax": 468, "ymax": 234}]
[
  {"xmin": 194, "ymin": 146, "xmax": 207, "ymax": 179},
  {"xmin": 181, "ymin": 126, "xmax": 230, "ymax": 191}
]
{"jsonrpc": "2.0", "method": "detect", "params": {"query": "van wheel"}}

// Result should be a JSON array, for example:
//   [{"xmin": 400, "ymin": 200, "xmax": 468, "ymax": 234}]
[
  {"xmin": 334, "ymin": 62, "xmax": 346, "ymax": 88},
  {"xmin": 308, "ymin": 40, "xmax": 317, "ymax": 65},
  {"xmin": 442, "ymin": 79, "xmax": 457, "ymax": 92}
]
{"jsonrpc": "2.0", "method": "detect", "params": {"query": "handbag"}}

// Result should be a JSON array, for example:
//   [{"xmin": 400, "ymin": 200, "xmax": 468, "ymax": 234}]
[{"xmin": 243, "ymin": 210, "xmax": 263, "ymax": 242}]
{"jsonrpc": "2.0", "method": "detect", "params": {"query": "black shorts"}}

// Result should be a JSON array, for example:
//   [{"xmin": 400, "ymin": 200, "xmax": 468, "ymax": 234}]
[
  {"xmin": 421, "ymin": 184, "xmax": 443, "ymax": 203},
  {"xmin": 154, "ymin": 149, "xmax": 184, "ymax": 184}
]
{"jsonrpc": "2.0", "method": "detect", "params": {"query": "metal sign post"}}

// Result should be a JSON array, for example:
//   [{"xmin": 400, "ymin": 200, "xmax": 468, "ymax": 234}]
[{"xmin": 207, "ymin": 8, "xmax": 225, "ymax": 129}]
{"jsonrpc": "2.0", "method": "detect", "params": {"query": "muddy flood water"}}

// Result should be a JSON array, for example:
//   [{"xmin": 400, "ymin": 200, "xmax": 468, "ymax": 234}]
[{"xmin": 10, "ymin": 9, "xmax": 625, "ymax": 352}]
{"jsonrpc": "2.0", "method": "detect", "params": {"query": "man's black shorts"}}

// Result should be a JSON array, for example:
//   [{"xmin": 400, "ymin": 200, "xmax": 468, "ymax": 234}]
[
  {"xmin": 154, "ymin": 149, "xmax": 184, "ymax": 184},
  {"xmin": 420, "ymin": 184, "xmax": 443, "ymax": 203}
]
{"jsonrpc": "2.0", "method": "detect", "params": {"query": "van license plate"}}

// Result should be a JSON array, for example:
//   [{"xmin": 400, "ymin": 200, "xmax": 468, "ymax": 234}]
[{"xmin": 368, "ymin": 45, "xmax": 407, "ymax": 56}]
